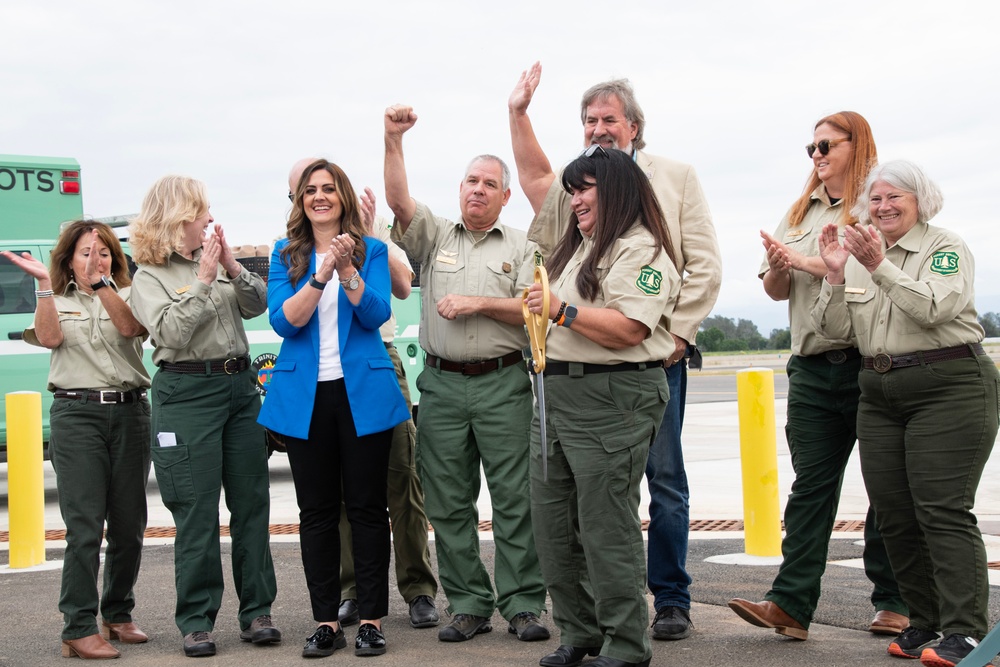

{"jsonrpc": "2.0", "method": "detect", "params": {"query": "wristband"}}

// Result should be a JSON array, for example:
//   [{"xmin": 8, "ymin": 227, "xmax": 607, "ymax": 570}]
[
  {"xmin": 35, "ymin": 289, "xmax": 55, "ymax": 298},
  {"xmin": 309, "ymin": 274, "xmax": 327, "ymax": 290},
  {"xmin": 552, "ymin": 301, "xmax": 567, "ymax": 323}
]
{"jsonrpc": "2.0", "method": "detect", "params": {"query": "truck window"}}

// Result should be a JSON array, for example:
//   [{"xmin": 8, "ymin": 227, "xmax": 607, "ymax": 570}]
[{"xmin": 0, "ymin": 251, "xmax": 36, "ymax": 315}]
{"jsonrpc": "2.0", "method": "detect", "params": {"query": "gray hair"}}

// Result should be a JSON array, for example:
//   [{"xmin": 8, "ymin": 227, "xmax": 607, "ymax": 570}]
[
  {"xmin": 465, "ymin": 154, "xmax": 511, "ymax": 191},
  {"xmin": 851, "ymin": 160, "xmax": 944, "ymax": 225},
  {"xmin": 580, "ymin": 79, "xmax": 646, "ymax": 151}
]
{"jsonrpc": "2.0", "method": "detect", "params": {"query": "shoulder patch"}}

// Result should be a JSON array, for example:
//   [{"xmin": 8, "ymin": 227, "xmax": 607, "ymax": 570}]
[
  {"xmin": 635, "ymin": 265, "xmax": 662, "ymax": 295},
  {"xmin": 929, "ymin": 251, "xmax": 960, "ymax": 276}
]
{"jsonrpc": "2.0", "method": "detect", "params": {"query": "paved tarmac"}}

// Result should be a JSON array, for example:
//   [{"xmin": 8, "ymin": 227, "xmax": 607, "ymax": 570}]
[{"xmin": 2, "ymin": 371, "xmax": 999, "ymax": 666}]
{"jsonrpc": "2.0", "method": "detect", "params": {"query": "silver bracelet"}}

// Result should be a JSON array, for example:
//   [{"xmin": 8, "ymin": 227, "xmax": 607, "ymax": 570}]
[{"xmin": 35, "ymin": 289, "xmax": 54, "ymax": 298}]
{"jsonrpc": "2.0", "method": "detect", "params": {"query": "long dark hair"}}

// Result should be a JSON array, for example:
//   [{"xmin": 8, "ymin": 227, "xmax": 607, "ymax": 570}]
[
  {"xmin": 547, "ymin": 148, "xmax": 675, "ymax": 301},
  {"xmin": 280, "ymin": 159, "xmax": 368, "ymax": 286}
]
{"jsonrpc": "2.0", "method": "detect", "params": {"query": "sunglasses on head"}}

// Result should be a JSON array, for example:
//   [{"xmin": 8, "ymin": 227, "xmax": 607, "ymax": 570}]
[
  {"xmin": 582, "ymin": 144, "xmax": 609, "ymax": 159},
  {"xmin": 806, "ymin": 138, "xmax": 850, "ymax": 158}
]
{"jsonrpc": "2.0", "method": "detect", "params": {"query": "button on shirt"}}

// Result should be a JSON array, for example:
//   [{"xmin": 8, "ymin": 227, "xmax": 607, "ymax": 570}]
[
  {"xmin": 812, "ymin": 221, "xmax": 984, "ymax": 356},
  {"xmin": 129, "ymin": 250, "xmax": 267, "ymax": 365},
  {"xmin": 24, "ymin": 282, "xmax": 150, "ymax": 392},
  {"xmin": 546, "ymin": 225, "xmax": 680, "ymax": 364},
  {"xmin": 391, "ymin": 200, "xmax": 535, "ymax": 361},
  {"xmin": 758, "ymin": 185, "xmax": 855, "ymax": 356}
]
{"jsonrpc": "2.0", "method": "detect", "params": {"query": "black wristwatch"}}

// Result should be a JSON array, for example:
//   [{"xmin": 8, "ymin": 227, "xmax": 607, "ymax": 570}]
[
  {"xmin": 90, "ymin": 276, "xmax": 112, "ymax": 291},
  {"xmin": 561, "ymin": 304, "xmax": 578, "ymax": 328},
  {"xmin": 308, "ymin": 274, "xmax": 327, "ymax": 291}
]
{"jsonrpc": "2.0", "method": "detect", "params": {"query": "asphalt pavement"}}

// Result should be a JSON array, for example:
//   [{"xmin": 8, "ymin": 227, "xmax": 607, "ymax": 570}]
[{"xmin": 2, "ymin": 360, "xmax": 999, "ymax": 666}]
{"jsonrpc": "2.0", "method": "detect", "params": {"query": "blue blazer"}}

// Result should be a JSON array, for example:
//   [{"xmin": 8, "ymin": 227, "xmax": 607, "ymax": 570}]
[{"xmin": 257, "ymin": 236, "xmax": 409, "ymax": 439}]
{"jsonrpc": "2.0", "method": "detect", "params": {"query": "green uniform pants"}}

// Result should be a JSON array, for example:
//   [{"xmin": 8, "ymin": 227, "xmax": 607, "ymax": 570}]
[
  {"xmin": 150, "ymin": 368, "xmax": 277, "ymax": 636},
  {"xmin": 415, "ymin": 359, "xmax": 546, "ymax": 619},
  {"xmin": 766, "ymin": 354, "xmax": 904, "ymax": 627},
  {"xmin": 340, "ymin": 345, "xmax": 436, "ymax": 602},
  {"xmin": 531, "ymin": 367, "xmax": 667, "ymax": 665},
  {"xmin": 857, "ymin": 353, "xmax": 998, "ymax": 639},
  {"xmin": 49, "ymin": 396, "xmax": 151, "ymax": 640}
]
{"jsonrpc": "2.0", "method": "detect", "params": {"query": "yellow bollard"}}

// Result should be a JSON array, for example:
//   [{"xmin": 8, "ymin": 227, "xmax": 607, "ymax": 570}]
[
  {"xmin": 6, "ymin": 391, "xmax": 46, "ymax": 568},
  {"xmin": 736, "ymin": 369, "xmax": 782, "ymax": 557}
]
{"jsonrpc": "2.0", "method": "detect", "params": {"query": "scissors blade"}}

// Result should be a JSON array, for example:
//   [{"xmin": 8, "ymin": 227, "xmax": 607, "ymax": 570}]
[{"xmin": 536, "ymin": 369, "xmax": 548, "ymax": 482}]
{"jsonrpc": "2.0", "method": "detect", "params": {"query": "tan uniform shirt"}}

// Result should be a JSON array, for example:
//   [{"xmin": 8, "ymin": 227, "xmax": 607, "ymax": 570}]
[
  {"xmin": 372, "ymin": 215, "xmax": 413, "ymax": 344},
  {"xmin": 758, "ymin": 186, "xmax": 855, "ymax": 356},
  {"xmin": 546, "ymin": 225, "xmax": 680, "ymax": 364},
  {"xmin": 528, "ymin": 149, "xmax": 721, "ymax": 344},
  {"xmin": 392, "ymin": 200, "xmax": 534, "ymax": 361},
  {"xmin": 813, "ymin": 221, "xmax": 984, "ymax": 356},
  {"xmin": 25, "ymin": 282, "xmax": 150, "ymax": 391},
  {"xmin": 130, "ymin": 250, "xmax": 267, "ymax": 365}
]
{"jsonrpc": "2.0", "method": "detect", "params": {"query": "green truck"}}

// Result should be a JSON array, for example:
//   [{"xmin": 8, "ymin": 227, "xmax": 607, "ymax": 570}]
[{"xmin": 0, "ymin": 154, "xmax": 425, "ymax": 461}]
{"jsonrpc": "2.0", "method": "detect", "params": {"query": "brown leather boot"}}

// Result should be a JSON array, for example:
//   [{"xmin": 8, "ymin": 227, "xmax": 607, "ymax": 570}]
[
  {"xmin": 101, "ymin": 620, "xmax": 149, "ymax": 644},
  {"xmin": 61, "ymin": 633, "xmax": 121, "ymax": 659},
  {"xmin": 869, "ymin": 610, "xmax": 908, "ymax": 635},
  {"xmin": 727, "ymin": 599, "xmax": 809, "ymax": 640}
]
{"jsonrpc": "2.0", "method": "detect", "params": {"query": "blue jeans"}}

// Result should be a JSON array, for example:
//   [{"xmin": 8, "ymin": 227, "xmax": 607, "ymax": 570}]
[{"xmin": 645, "ymin": 357, "xmax": 691, "ymax": 611}]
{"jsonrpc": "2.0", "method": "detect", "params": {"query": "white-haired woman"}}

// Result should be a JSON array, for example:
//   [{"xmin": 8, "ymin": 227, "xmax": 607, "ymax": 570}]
[
  {"xmin": 814, "ymin": 160, "xmax": 997, "ymax": 667},
  {"xmin": 129, "ymin": 176, "xmax": 280, "ymax": 658}
]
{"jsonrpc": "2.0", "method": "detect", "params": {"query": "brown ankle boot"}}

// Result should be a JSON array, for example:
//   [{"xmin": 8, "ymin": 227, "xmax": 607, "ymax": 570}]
[
  {"xmin": 61, "ymin": 633, "xmax": 121, "ymax": 659},
  {"xmin": 102, "ymin": 620, "xmax": 149, "ymax": 644}
]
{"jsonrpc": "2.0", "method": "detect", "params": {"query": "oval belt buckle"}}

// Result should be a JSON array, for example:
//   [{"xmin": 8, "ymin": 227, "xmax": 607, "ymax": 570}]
[
  {"xmin": 873, "ymin": 353, "xmax": 893, "ymax": 373},
  {"xmin": 825, "ymin": 349, "xmax": 847, "ymax": 365}
]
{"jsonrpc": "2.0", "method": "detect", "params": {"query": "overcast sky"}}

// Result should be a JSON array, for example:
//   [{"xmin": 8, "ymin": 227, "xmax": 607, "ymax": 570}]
[{"xmin": 3, "ymin": 0, "xmax": 997, "ymax": 335}]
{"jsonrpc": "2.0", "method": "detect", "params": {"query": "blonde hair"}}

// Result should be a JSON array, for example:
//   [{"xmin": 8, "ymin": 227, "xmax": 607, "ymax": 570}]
[{"xmin": 130, "ymin": 175, "xmax": 209, "ymax": 265}]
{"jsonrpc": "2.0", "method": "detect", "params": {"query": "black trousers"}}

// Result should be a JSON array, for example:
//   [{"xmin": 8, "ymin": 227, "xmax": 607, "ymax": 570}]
[{"xmin": 284, "ymin": 379, "xmax": 393, "ymax": 621}]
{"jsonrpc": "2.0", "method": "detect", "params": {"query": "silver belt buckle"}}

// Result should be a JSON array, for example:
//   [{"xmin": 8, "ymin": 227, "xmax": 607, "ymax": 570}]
[
  {"xmin": 873, "ymin": 354, "xmax": 893, "ymax": 373},
  {"xmin": 223, "ymin": 357, "xmax": 241, "ymax": 374},
  {"xmin": 99, "ymin": 390, "xmax": 119, "ymax": 404}
]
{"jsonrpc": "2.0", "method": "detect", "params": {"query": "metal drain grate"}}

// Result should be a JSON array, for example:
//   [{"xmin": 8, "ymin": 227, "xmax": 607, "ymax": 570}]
[{"xmin": 1, "ymin": 519, "xmax": 878, "ymax": 543}]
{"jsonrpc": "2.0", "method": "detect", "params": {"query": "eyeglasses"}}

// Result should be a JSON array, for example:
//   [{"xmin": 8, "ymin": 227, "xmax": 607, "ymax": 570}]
[
  {"xmin": 582, "ymin": 144, "xmax": 608, "ymax": 159},
  {"xmin": 805, "ymin": 138, "xmax": 850, "ymax": 158}
]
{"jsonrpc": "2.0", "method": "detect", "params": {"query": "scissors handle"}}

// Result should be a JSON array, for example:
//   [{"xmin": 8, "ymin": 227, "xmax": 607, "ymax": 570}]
[{"xmin": 522, "ymin": 265, "xmax": 549, "ymax": 374}]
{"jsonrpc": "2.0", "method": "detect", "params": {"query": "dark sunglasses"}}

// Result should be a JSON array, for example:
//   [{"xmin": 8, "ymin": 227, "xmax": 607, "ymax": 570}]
[
  {"xmin": 582, "ymin": 144, "xmax": 609, "ymax": 159},
  {"xmin": 805, "ymin": 138, "xmax": 850, "ymax": 158}
]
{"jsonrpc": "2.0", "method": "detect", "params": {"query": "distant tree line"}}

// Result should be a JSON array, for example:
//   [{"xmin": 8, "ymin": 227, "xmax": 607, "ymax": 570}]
[
  {"xmin": 979, "ymin": 312, "xmax": 1000, "ymax": 337},
  {"xmin": 696, "ymin": 311, "xmax": 1000, "ymax": 353},
  {"xmin": 696, "ymin": 315, "xmax": 790, "ymax": 352}
]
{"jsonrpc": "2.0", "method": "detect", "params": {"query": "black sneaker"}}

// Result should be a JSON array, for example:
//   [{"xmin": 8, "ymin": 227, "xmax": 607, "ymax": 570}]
[
  {"xmin": 920, "ymin": 634, "xmax": 980, "ymax": 667},
  {"xmin": 302, "ymin": 625, "xmax": 347, "ymax": 658},
  {"xmin": 355, "ymin": 623, "xmax": 387, "ymax": 657},
  {"xmin": 651, "ymin": 606, "xmax": 693, "ymax": 640},
  {"xmin": 888, "ymin": 626, "xmax": 940, "ymax": 658}
]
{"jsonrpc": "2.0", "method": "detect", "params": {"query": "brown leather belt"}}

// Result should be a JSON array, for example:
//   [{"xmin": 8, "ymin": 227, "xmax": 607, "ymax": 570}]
[
  {"xmin": 425, "ymin": 350, "xmax": 523, "ymax": 376},
  {"xmin": 159, "ymin": 356, "xmax": 251, "ymax": 375},
  {"xmin": 863, "ymin": 343, "xmax": 985, "ymax": 373},
  {"xmin": 544, "ymin": 360, "xmax": 664, "ymax": 376},
  {"xmin": 54, "ymin": 389, "xmax": 147, "ymax": 404}
]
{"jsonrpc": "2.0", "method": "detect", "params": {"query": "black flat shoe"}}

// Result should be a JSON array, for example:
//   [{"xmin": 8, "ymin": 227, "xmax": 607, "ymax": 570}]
[
  {"xmin": 302, "ymin": 625, "xmax": 346, "ymax": 658},
  {"xmin": 539, "ymin": 644, "xmax": 601, "ymax": 667},
  {"xmin": 355, "ymin": 623, "xmax": 386, "ymax": 657}
]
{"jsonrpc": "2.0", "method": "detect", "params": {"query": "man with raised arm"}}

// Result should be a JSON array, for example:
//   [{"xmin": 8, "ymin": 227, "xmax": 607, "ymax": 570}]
[
  {"xmin": 509, "ymin": 62, "xmax": 722, "ymax": 643},
  {"xmin": 383, "ymin": 104, "xmax": 549, "ymax": 645}
]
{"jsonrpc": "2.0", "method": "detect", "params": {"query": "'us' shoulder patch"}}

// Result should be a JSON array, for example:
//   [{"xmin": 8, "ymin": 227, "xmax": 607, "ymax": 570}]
[
  {"xmin": 929, "ymin": 251, "xmax": 960, "ymax": 276},
  {"xmin": 636, "ymin": 265, "xmax": 662, "ymax": 295}
]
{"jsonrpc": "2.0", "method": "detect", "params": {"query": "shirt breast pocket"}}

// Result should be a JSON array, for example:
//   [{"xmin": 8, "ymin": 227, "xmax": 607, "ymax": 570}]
[
  {"xmin": 844, "ymin": 289, "xmax": 876, "ymax": 337},
  {"xmin": 485, "ymin": 260, "xmax": 516, "ymax": 296},
  {"xmin": 431, "ymin": 256, "xmax": 465, "ymax": 297},
  {"xmin": 57, "ymin": 312, "xmax": 90, "ymax": 347}
]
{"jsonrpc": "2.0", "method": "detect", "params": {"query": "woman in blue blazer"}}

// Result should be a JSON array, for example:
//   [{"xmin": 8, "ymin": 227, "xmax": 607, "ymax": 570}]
[{"xmin": 258, "ymin": 159, "xmax": 408, "ymax": 658}]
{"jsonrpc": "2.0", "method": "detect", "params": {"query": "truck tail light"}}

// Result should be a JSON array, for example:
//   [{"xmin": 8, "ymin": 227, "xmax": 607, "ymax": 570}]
[{"xmin": 60, "ymin": 170, "xmax": 80, "ymax": 195}]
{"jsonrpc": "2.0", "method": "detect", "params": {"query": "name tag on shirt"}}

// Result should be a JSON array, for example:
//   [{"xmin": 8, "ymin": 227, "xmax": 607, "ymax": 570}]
[
  {"xmin": 435, "ymin": 256, "xmax": 457, "ymax": 265},
  {"xmin": 786, "ymin": 230, "xmax": 805, "ymax": 238},
  {"xmin": 175, "ymin": 285, "xmax": 191, "ymax": 294},
  {"xmin": 845, "ymin": 287, "xmax": 866, "ymax": 294}
]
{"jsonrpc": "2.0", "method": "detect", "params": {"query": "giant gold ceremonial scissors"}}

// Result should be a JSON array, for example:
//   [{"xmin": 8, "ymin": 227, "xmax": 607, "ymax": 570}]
[{"xmin": 522, "ymin": 262, "xmax": 549, "ymax": 481}]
